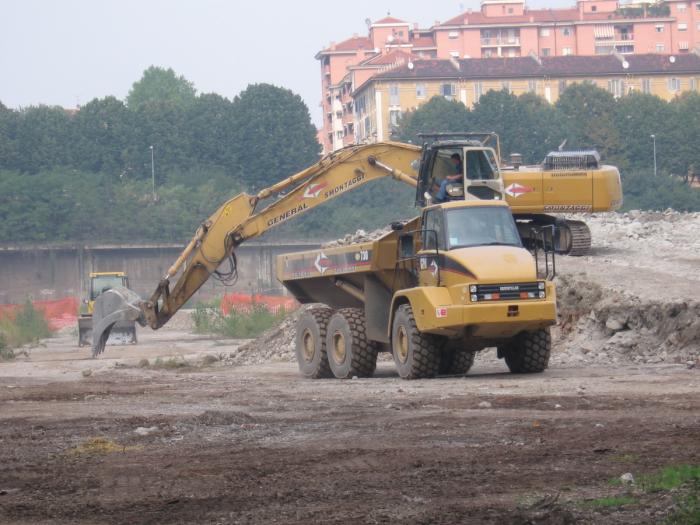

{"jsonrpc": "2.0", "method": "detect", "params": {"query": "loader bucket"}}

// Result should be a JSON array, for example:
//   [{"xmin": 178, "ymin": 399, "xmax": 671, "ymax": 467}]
[{"xmin": 91, "ymin": 287, "xmax": 144, "ymax": 357}]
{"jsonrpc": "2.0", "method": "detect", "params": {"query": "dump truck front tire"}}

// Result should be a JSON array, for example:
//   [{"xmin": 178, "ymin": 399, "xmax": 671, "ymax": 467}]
[
  {"xmin": 326, "ymin": 308, "xmax": 378, "ymax": 379},
  {"xmin": 500, "ymin": 329, "xmax": 551, "ymax": 373},
  {"xmin": 391, "ymin": 304, "xmax": 442, "ymax": 380},
  {"xmin": 295, "ymin": 307, "xmax": 334, "ymax": 379}
]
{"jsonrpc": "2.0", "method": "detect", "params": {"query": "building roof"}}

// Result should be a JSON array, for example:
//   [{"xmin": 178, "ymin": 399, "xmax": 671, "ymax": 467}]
[
  {"xmin": 373, "ymin": 16, "xmax": 408, "ymax": 25},
  {"xmin": 357, "ymin": 49, "xmax": 415, "ymax": 66},
  {"xmin": 362, "ymin": 53, "xmax": 700, "ymax": 84},
  {"xmin": 320, "ymin": 36, "xmax": 373, "ymax": 54},
  {"xmin": 439, "ymin": 6, "xmax": 668, "ymax": 27}
]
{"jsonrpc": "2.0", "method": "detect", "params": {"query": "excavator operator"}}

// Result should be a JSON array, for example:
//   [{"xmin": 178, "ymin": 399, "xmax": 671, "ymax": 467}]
[{"xmin": 435, "ymin": 153, "xmax": 463, "ymax": 202}]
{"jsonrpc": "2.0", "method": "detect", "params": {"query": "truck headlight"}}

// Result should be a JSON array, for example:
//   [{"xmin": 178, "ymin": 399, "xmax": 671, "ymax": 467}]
[
  {"xmin": 539, "ymin": 291, "xmax": 546, "ymax": 299},
  {"xmin": 469, "ymin": 285, "xmax": 477, "ymax": 293},
  {"xmin": 471, "ymin": 294, "xmax": 478, "ymax": 302},
  {"xmin": 538, "ymin": 282, "xmax": 545, "ymax": 290}
]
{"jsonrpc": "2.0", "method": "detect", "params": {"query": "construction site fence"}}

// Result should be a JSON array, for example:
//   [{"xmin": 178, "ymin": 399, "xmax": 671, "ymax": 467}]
[
  {"xmin": 220, "ymin": 293, "xmax": 299, "ymax": 316},
  {"xmin": 0, "ymin": 297, "xmax": 79, "ymax": 331}
]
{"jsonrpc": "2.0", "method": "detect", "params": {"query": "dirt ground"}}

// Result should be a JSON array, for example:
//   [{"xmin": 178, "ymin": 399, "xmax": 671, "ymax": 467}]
[
  {"xmin": 0, "ymin": 328, "xmax": 698, "ymax": 524},
  {"xmin": 1, "ymin": 212, "xmax": 699, "ymax": 524}
]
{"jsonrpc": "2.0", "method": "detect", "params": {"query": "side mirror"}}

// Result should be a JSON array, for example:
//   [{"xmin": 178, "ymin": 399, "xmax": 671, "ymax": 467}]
[{"xmin": 399, "ymin": 234, "xmax": 414, "ymax": 258}]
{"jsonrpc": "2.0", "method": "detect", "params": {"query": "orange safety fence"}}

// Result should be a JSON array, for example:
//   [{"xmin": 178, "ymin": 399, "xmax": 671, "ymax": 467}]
[
  {"xmin": 220, "ymin": 293, "xmax": 298, "ymax": 316},
  {"xmin": 0, "ymin": 297, "xmax": 79, "ymax": 331}
]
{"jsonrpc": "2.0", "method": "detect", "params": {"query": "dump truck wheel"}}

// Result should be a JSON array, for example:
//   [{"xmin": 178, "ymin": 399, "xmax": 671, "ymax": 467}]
[
  {"xmin": 295, "ymin": 307, "xmax": 334, "ymax": 379},
  {"xmin": 326, "ymin": 308, "xmax": 377, "ymax": 379},
  {"xmin": 501, "ymin": 329, "xmax": 551, "ymax": 373},
  {"xmin": 439, "ymin": 344, "xmax": 476, "ymax": 376},
  {"xmin": 391, "ymin": 304, "xmax": 442, "ymax": 380}
]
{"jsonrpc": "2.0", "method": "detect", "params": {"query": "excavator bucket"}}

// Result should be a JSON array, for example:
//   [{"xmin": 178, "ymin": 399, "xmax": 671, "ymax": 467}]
[{"xmin": 91, "ymin": 287, "xmax": 144, "ymax": 357}]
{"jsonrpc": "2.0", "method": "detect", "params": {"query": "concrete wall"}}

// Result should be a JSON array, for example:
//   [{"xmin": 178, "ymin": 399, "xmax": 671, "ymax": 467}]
[{"xmin": 0, "ymin": 242, "xmax": 319, "ymax": 305}]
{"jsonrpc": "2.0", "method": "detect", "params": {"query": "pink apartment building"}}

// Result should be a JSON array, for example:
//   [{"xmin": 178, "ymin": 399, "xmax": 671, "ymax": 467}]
[{"xmin": 317, "ymin": 0, "xmax": 700, "ymax": 152}]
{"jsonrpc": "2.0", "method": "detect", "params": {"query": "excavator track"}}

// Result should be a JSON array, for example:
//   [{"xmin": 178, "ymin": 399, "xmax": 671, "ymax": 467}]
[{"xmin": 560, "ymin": 220, "xmax": 591, "ymax": 256}]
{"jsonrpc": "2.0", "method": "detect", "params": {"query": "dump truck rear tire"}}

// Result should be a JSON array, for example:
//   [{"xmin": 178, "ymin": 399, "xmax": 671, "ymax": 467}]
[
  {"xmin": 326, "ymin": 308, "xmax": 378, "ymax": 379},
  {"xmin": 391, "ymin": 304, "xmax": 442, "ymax": 380},
  {"xmin": 439, "ymin": 344, "xmax": 476, "ymax": 376},
  {"xmin": 295, "ymin": 307, "xmax": 334, "ymax": 379},
  {"xmin": 501, "ymin": 329, "xmax": 551, "ymax": 373}
]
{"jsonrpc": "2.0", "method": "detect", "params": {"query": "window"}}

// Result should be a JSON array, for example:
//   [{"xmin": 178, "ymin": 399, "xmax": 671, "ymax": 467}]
[
  {"xmin": 442, "ymin": 83, "xmax": 456, "ymax": 100},
  {"xmin": 528, "ymin": 79, "xmax": 538, "ymax": 93},
  {"xmin": 540, "ymin": 28, "xmax": 550, "ymax": 37},
  {"xmin": 591, "ymin": 5, "xmax": 597, "ymax": 11},
  {"xmin": 561, "ymin": 27, "xmax": 572, "ymax": 36},
  {"xmin": 501, "ymin": 81, "xmax": 511, "ymax": 92},
  {"xmin": 389, "ymin": 84, "xmax": 400, "ymax": 106},
  {"xmin": 678, "ymin": 23, "xmax": 688, "ymax": 31},
  {"xmin": 563, "ymin": 47, "xmax": 573, "ymax": 56},
  {"xmin": 422, "ymin": 209, "xmax": 445, "ymax": 250},
  {"xmin": 655, "ymin": 24, "xmax": 664, "ymax": 32},
  {"xmin": 445, "ymin": 207, "xmax": 521, "ymax": 250},
  {"xmin": 474, "ymin": 81, "xmax": 483, "ymax": 103},
  {"xmin": 448, "ymin": 31, "xmax": 459, "ymax": 39},
  {"xmin": 389, "ymin": 109, "xmax": 401, "ymax": 128},
  {"xmin": 541, "ymin": 47, "xmax": 551, "ymax": 57},
  {"xmin": 678, "ymin": 2, "xmax": 687, "ymax": 11},
  {"xmin": 450, "ymin": 51, "xmax": 460, "ymax": 57},
  {"xmin": 690, "ymin": 78, "xmax": 697, "ymax": 91},
  {"xmin": 641, "ymin": 78, "xmax": 651, "ymax": 94},
  {"xmin": 483, "ymin": 49, "xmax": 494, "ymax": 58},
  {"xmin": 608, "ymin": 79, "xmax": 625, "ymax": 98},
  {"xmin": 656, "ymin": 43, "xmax": 665, "ymax": 52},
  {"xmin": 668, "ymin": 77, "xmax": 681, "ymax": 91},
  {"xmin": 697, "ymin": 2, "xmax": 700, "ymax": 10},
  {"xmin": 559, "ymin": 79, "xmax": 568, "ymax": 94},
  {"xmin": 416, "ymin": 83, "xmax": 426, "ymax": 99}
]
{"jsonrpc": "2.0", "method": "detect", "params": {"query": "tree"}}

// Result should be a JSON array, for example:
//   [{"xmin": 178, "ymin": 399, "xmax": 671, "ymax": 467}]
[
  {"xmin": 229, "ymin": 83, "xmax": 320, "ymax": 190},
  {"xmin": 14, "ymin": 106, "xmax": 73, "ymax": 173},
  {"xmin": 667, "ymin": 93, "xmax": 700, "ymax": 180},
  {"xmin": 394, "ymin": 96, "xmax": 472, "ymax": 144},
  {"xmin": 69, "ymin": 96, "xmax": 137, "ymax": 175},
  {"xmin": 614, "ymin": 92, "xmax": 672, "ymax": 174},
  {"xmin": 556, "ymin": 82, "xmax": 627, "ymax": 168},
  {"xmin": 186, "ymin": 93, "xmax": 237, "ymax": 172},
  {"xmin": 126, "ymin": 66, "xmax": 197, "ymax": 109},
  {"xmin": 0, "ymin": 102, "xmax": 19, "ymax": 171}
]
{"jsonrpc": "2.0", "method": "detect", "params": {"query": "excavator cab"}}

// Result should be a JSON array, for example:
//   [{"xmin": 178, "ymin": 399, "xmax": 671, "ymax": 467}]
[{"xmin": 415, "ymin": 132, "xmax": 505, "ymax": 207}]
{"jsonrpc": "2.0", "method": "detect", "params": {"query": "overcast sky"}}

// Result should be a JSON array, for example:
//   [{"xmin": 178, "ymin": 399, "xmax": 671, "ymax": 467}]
[{"xmin": 1, "ymin": 0, "xmax": 568, "ymax": 126}]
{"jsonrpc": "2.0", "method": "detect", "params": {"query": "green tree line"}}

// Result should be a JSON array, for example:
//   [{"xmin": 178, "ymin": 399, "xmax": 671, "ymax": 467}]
[{"xmin": 1, "ymin": 71, "xmax": 699, "ymax": 244}]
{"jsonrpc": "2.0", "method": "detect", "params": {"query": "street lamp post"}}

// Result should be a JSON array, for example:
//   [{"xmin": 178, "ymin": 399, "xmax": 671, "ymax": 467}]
[
  {"xmin": 650, "ymin": 134, "xmax": 657, "ymax": 176},
  {"xmin": 149, "ymin": 145, "xmax": 156, "ymax": 200}
]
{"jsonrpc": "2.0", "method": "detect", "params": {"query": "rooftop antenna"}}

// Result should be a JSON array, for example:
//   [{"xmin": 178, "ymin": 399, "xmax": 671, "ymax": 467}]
[{"xmin": 365, "ymin": 17, "xmax": 371, "ymax": 28}]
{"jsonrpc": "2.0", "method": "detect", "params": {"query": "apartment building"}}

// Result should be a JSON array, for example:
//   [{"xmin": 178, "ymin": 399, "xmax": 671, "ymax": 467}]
[
  {"xmin": 351, "ymin": 53, "xmax": 700, "ymax": 144},
  {"xmin": 316, "ymin": 0, "xmax": 700, "ymax": 152}
]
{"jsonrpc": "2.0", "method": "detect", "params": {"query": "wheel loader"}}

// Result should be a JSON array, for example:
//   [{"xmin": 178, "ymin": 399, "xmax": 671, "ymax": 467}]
[
  {"xmin": 89, "ymin": 134, "xmax": 622, "ymax": 379},
  {"xmin": 78, "ymin": 272, "xmax": 137, "ymax": 347}
]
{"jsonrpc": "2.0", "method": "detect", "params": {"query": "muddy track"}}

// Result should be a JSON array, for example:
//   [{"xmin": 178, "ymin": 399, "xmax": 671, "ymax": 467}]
[{"xmin": 1, "ymin": 357, "xmax": 698, "ymax": 525}]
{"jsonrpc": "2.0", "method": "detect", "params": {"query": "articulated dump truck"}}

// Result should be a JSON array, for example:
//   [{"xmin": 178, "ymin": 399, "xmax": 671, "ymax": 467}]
[{"xmin": 91, "ymin": 133, "xmax": 622, "ymax": 378}]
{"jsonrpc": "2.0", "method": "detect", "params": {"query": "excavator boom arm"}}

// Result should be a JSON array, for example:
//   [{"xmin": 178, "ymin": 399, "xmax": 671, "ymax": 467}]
[{"xmin": 91, "ymin": 142, "xmax": 420, "ymax": 355}]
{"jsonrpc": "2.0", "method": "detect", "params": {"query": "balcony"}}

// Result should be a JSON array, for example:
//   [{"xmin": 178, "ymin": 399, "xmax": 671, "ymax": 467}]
[{"xmin": 481, "ymin": 37, "xmax": 520, "ymax": 47}]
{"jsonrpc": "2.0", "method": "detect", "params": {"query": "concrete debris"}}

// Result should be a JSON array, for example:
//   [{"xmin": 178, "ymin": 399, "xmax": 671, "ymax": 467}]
[
  {"xmin": 322, "ymin": 226, "xmax": 391, "ymax": 248},
  {"xmin": 133, "ymin": 426, "xmax": 159, "ymax": 436},
  {"xmin": 478, "ymin": 401, "xmax": 492, "ymax": 409},
  {"xmin": 620, "ymin": 472, "xmax": 635, "ymax": 485}
]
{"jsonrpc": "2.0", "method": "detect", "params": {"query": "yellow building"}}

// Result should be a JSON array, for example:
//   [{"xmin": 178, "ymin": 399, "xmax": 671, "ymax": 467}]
[{"xmin": 352, "ymin": 52, "xmax": 700, "ymax": 142}]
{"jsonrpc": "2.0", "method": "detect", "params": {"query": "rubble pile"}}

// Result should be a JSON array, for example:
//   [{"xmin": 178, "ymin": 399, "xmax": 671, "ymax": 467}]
[{"xmin": 552, "ymin": 274, "xmax": 700, "ymax": 367}]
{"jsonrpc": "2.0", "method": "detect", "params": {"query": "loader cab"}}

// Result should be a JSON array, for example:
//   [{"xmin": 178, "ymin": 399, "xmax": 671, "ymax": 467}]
[{"xmin": 415, "ymin": 133, "xmax": 505, "ymax": 207}]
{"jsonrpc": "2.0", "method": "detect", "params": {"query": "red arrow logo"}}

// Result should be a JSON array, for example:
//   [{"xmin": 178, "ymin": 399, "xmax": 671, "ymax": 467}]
[
  {"xmin": 302, "ymin": 182, "xmax": 328, "ymax": 199},
  {"xmin": 505, "ymin": 183, "xmax": 535, "ymax": 199}
]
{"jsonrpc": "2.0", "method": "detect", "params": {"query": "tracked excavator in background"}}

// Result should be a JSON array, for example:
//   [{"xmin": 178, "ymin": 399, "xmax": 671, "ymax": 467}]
[{"xmin": 91, "ymin": 133, "xmax": 622, "ymax": 377}]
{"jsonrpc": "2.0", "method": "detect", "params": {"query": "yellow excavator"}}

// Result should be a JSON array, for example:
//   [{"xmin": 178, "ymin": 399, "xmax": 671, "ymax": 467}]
[{"xmin": 91, "ymin": 133, "xmax": 621, "ymax": 378}]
